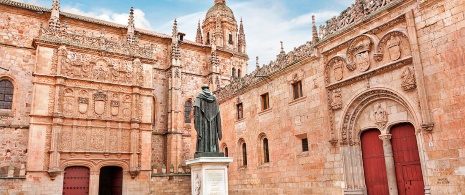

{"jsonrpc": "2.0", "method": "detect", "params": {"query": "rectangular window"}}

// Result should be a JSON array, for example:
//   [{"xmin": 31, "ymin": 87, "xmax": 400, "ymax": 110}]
[
  {"xmin": 261, "ymin": 93, "xmax": 269, "ymax": 110},
  {"xmin": 237, "ymin": 103, "xmax": 243, "ymax": 120},
  {"xmin": 292, "ymin": 81, "xmax": 303, "ymax": 99},
  {"xmin": 302, "ymin": 138, "xmax": 309, "ymax": 152}
]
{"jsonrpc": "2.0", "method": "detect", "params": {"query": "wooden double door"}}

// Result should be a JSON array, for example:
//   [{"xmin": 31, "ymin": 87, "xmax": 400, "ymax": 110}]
[
  {"xmin": 361, "ymin": 123, "xmax": 424, "ymax": 195},
  {"xmin": 63, "ymin": 166, "xmax": 123, "ymax": 195}
]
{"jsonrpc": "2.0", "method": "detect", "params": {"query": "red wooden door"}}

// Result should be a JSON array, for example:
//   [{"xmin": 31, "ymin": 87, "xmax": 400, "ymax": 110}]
[
  {"xmin": 63, "ymin": 166, "xmax": 90, "ymax": 195},
  {"xmin": 391, "ymin": 123, "xmax": 425, "ymax": 195},
  {"xmin": 361, "ymin": 129, "xmax": 389, "ymax": 195},
  {"xmin": 111, "ymin": 167, "xmax": 123, "ymax": 195}
]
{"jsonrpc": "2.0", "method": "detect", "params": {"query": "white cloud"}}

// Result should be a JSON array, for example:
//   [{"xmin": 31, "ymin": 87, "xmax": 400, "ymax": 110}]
[
  {"xmin": 155, "ymin": 0, "xmax": 341, "ymax": 73},
  {"xmin": 61, "ymin": 6, "xmax": 152, "ymax": 30}
]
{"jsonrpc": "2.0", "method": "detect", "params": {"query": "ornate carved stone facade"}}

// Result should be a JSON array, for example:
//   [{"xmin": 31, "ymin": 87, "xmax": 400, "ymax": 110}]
[
  {"xmin": 0, "ymin": 0, "xmax": 464, "ymax": 194},
  {"xmin": 0, "ymin": 0, "xmax": 247, "ymax": 194}
]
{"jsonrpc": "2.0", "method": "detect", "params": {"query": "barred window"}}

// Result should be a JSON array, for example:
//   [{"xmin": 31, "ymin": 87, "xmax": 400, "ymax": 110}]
[{"xmin": 0, "ymin": 80, "xmax": 13, "ymax": 109}]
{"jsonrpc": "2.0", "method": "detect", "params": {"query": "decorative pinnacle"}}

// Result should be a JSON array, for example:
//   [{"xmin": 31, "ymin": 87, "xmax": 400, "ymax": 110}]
[
  {"xmin": 51, "ymin": 0, "xmax": 60, "ymax": 19},
  {"xmin": 256, "ymin": 56, "xmax": 260, "ymax": 69},
  {"xmin": 312, "ymin": 15, "xmax": 319, "ymax": 44},
  {"xmin": 127, "ymin": 7, "xmax": 135, "ymax": 34},
  {"xmin": 280, "ymin": 41, "xmax": 285, "ymax": 54},
  {"xmin": 172, "ymin": 19, "xmax": 178, "ymax": 38}
]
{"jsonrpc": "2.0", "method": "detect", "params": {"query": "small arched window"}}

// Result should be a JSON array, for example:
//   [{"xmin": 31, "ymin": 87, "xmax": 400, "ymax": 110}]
[
  {"xmin": 184, "ymin": 99, "xmax": 193, "ymax": 123},
  {"xmin": 224, "ymin": 147, "xmax": 229, "ymax": 157},
  {"xmin": 0, "ymin": 80, "xmax": 13, "ymax": 109},
  {"xmin": 242, "ymin": 143, "xmax": 247, "ymax": 166},
  {"xmin": 238, "ymin": 69, "xmax": 241, "ymax": 78},
  {"xmin": 263, "ymin": 138, "xmax": 270, "ymax": 163}
]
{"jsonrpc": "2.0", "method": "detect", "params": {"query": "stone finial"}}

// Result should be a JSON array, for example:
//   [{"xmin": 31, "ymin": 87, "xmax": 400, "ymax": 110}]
[
  {"xmin": 280, "ymin": 41, "xmax": 285, "ymax": 54},
  {"xmin": 172, "ymin": 19, "xmax": 178, "ymax": 39},
  {"xmin": 195, "ymin": 19, "xmax": 203, "ymax": 44},
  {"xmin": 126, "ymin": 7, "xmax": 136, "ymax": 44},
  {"xmin": 312, "ymin": 15, "xmax": 319, "ymax": 44},
  {"xmin": 256, "ymin": 56, "xmax": 260, "ymax": 69},
  {"xmin": 238, "ymin": 17, "xmax": 246, "ymax": 54},
  {"xmin": 48, "ymin": 0, "xmax": 60, "ymax": 29}
]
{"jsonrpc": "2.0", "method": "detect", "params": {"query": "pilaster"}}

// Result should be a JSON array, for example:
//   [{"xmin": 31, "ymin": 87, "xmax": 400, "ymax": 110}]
[{"xmin": 379, "ymin": 134, "xmax": 398, "ymax": 195}]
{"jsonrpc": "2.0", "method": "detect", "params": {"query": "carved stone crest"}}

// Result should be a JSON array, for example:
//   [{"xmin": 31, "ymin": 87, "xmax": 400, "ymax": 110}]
[
  {"xmin": 93, "ymin": 91, "xmax": 107, "ymax": 115},
  {"xmin": 374, "ymin": 104, "xmax": 388, "ymax": 128},
  {"xmin": 401, "ymin": 67, "xmax": 416, "ymax": 91},
  {"xmin": 78, "ymin": 97, "xmax": 89, "ymax": 114},
  {"xmin": 348, "ymin": 37, "xmax": 372, "ymax": 72},
  {"xmin": 333, "ymin": 59, "xmax": 344, "ymax": 81},
  {"xmin": 111, "ymin": 100, "xmax": 119, "ymax": 116},
  {"xmin": 331, "ymin": 89, "xmax": 343, "ymax": 110},
  {"xmin": 387, "ymin": 35, "xmax": 401, "ymax": 61}
]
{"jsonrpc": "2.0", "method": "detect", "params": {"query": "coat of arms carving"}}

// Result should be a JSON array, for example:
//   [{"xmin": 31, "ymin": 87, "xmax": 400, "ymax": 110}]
[
  {"xmin": 78, "ymin": 97, "xmax": 89, "ymax": 114},
  {"xmin": 387, "ymin": 35, "xmax": 401, "ymax": 61},
  {"xmin": 111, "ymin": 100, "xmax": 120, "ymax": 116},
  {"xmin": 333, "ymin": 59, "xmax": 344, "ymax": 81},
  {"xmin": 348, "ymin": 37, "xmax": 372, "ymax": 72},
  {"xmin": 93, "ymin": 91, "xmax": 107, "ymax": 115}
]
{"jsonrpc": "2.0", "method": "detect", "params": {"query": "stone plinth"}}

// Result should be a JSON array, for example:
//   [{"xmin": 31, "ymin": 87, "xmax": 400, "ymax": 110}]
[{"xmin": 186, "ymin": 157, "xmax": 233, "ymax": 195}]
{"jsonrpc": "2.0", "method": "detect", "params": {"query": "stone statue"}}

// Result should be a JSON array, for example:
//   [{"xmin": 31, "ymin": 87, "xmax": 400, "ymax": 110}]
[{"xmin": 194, "ymin": 84, "xmax": 224, "ymax": 158}]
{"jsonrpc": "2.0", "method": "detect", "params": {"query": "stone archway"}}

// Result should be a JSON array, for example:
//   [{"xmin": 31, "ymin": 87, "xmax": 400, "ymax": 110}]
[{"xmin": 338, "ymin": 89, "xmax": 425, "ymax": 195}]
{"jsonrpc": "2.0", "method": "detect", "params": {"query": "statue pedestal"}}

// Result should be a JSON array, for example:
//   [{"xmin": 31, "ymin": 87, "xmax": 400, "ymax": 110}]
[{"xmin": 186, "ymin": 157, "xmax": 233, "ymax": 195}]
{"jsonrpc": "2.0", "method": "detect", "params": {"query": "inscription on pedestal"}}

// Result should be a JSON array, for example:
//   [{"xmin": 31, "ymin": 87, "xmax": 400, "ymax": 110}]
[{"xmin": 205, "ymin": 170, "xmax": 225, "ymax": 195}]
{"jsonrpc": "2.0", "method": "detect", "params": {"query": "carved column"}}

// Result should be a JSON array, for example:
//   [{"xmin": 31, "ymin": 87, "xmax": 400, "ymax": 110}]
[
  {"xmin": 130, "ymin": 87, "xmax": 141, "ymax": 178},
  {"xmin": 405, "ymin": 11, "xmax": 433, "ymax": 132},
  {"xmin": 379, "ymin": 134, "xmax": 398, "ymax": 195},
  {"xmin": 48, "ymin": 77, "xmax": 65, "ymax": 179},
  {"xmin": 166, "ymin": 23, "xmax": 183, "ymax": 170},
  {"xmin": 89, "ymin": 170, "xmax": 100, "ymax": 195}
]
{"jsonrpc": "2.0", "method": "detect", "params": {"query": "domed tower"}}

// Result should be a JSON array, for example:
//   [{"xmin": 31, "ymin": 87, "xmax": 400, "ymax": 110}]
[{"xmin": 201, "ymin": 0, "xmax": 246, "ymax": 53}]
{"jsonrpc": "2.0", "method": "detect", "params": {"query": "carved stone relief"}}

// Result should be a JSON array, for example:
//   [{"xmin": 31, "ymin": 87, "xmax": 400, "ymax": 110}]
[
  {"xmin": 387, "ymin": 35, "xmax": 401, "ymax": 61},
  {"xmin": 194, "ymin": 171, "xmax": 202, "ymax": 195},
  {"xmin": 93, "ymin": 91, "xmax": 107, "ymax": 116},
  {"xmin": 75, "ymin": 127, "xmax": 87, "ymax": 150},
  {"xmin": 331, "ymin": 89, "xmax": 343, "ymax": 110},
  {"xmin": 121, "ymin": 130, "xmax": 131, "ymax": 152},
  {"xmin": 59, "ymin": 126, "xmax": 72, "ymax": 151},
  {"xmin": 374, "ymin": 103, "xmax": 388, "ymax": 129},
  {"xmin": 91, "ymin": 128, "xmax": 105, "ymax": 151},
  {"xmin": 349, "ymin": 38, "xmax": 372, "ymax": 72},
  {"xmin": 63, "ymin": 88, "xmax": 75, "ymax": 116},
  {"xmin": 61, "ymin": 51, "xmax": 144, "ymax": 86},
  {"xmin": 377, "ymin": 30, "xmax": 411, "ymax": 62},
  {"xmin": 401, "ymin": 67, "xmax": 417, "ymax": 91}
]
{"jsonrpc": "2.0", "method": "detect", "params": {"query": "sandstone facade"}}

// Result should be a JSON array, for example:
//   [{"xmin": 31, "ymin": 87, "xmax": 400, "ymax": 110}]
[
  {"xmin": 217, "ymin": 0, "xmax": 465, "ymax": 194},
  {"xmin": 0, "ymin": 0, "xmax": 464, "ymax": 194}
]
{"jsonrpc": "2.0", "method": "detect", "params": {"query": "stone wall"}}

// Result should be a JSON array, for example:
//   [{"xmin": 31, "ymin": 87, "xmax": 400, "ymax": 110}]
[
  {"xmin": 218, "ymin": 0, "xmax": 465, "ymax": 194},
  {"xmin": 150, "ymin": 176, "xmax": 191, "ymax": 195},
  {"xmin": 416, "ymin": 0, "xmax": 465, "ymax": 193}
]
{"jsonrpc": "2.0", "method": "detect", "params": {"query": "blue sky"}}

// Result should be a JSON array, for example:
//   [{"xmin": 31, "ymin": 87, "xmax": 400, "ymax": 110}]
[{"xmin": 17, "ymin": 0, "xmax": 354, "ymax": 72}]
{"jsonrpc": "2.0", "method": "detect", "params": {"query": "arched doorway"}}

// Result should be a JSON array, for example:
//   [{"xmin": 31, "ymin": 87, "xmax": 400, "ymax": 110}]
[
  {"xmin": 361, "ymin": 129, "xmax": 389, "ymax": 195},
  {"xmin": 99, "ymin": 166, "xmax": 123, "ymax": 195},
  {"xmin": 63, "ymin": 166, "xmax": 90, "ymax": 195},
  {"xmin": 391, "ymin": 123, "xmax": 424, "ymax": 195}
]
